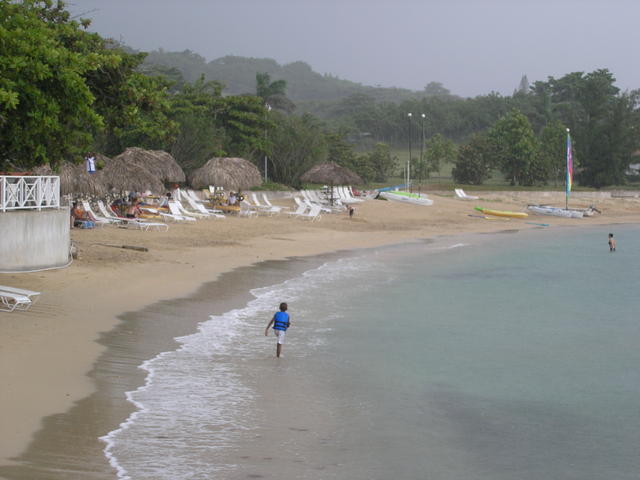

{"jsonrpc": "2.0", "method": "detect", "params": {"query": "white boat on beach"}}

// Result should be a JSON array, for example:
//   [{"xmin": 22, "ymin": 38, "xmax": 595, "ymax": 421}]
[
  {"xmin": 527, "ymin": 205, "xmax": 584, "ymax": 218},
  {"xmin": 379, "ymin": 191, "xmax": 433, "ymax": 206}
]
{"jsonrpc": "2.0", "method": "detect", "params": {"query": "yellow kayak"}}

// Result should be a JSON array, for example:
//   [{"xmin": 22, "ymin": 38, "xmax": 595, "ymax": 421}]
[{"xmin": 475, "ymin": 206, "xmax": 528, "ymax": 219}]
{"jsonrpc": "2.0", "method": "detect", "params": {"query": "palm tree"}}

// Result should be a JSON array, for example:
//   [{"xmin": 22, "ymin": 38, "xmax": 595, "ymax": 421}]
[{"xmin": 255, "ymin": 73, "xmax": 295, "ymax": 112}]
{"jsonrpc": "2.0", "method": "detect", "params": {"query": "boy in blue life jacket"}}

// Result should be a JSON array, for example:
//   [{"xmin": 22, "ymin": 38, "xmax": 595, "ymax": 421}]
[{"xmin": 265, "ymin": 302, "xmax": 290, "ymax": 358}]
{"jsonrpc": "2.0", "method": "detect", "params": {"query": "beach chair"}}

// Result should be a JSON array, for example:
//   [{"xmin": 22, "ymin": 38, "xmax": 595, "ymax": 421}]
[
  {"xmin": 184, "ymin": 195, "xmax": 225, "ymax": 218},
  {"xmin": 261, "ymin": 193, "xmax": 286, "ymax": 212},
  {"xmin": 340, "ymin": 186, "xmax": 363, "ymax": 203},
  {"xmin": 0, "ymin": 285, "xmax": 40, "ymax": 312},
  {"xmin": 174, "ymin": 199, "xmax": 211, "ymax": 219},
  {"xmin": 287, "ymin": 200, "xmax": 308, "ymax": 217},
  {"xmin": 238, "ymin": 202, "xmax": 258, "ymax": 218},
  {"xmin": 250, "ymin": 193, "xmax": 279, "ymax": 216},
  {"xmin": 167, "ymin": 201, "xmax": 197, "ymax": 222},
  {"xmin": 97, "ymin": 201, "xmax": 169, "ymax": 231},
  {"xmin": 81, "ymin": 201, "xmax": 111, "ymax": 227},
  {"xmin": 240, "ymin": 199, "xmax": 261, "ymax": 212},
  {"xmin": 0, "ymin": 285, "xmax": 40, "ymax": 306},
  {"xmin": 298, "ymin": 204, "xmax": 322, "ymax": 222},
  {"xmin": 455, "ymin": 188, "xmax": 479, "ymax": 200},
  {"xmin": 0, "ymin": 291, "xmax": 31, "ymax": 312}
]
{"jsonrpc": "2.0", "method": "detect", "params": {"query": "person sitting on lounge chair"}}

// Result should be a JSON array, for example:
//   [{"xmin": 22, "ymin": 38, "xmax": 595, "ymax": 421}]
[
  {"xmin": 126, "ymin": 201, "xmax": 141, "ymax": 219},
  {"xmin": 159, "ymin": 192, "xmax": 172, "ymax": 208},
  {"xmin": 72, "ymin": 202, "xmax": 93, "ymax": 228}
]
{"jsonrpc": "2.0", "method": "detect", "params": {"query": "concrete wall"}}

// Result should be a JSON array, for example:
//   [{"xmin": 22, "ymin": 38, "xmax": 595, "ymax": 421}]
[{"xmin": 0, "ymin": 209, "xmax": 70, "ymax": 272}]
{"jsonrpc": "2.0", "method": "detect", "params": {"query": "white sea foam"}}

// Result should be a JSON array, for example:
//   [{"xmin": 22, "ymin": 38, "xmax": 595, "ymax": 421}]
[{"xmin": 100, "ymin": 254, "xmax": 380, "ymax": 479}]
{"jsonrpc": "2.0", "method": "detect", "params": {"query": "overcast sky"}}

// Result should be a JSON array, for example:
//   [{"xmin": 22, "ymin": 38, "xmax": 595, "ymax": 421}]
[{"xmin": 67, "ymin": 0, "xmax": 639, "ymax": 97}]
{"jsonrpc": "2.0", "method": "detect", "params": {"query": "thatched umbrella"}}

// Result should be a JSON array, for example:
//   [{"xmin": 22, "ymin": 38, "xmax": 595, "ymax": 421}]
[
  {"xmin": 189, "ymin": 157, "xmax": 262, "ymax": 192},
  {"xmin": 34, "ymin": 155, "xmax": 111, "ymax": 196},
  {"xmin": 114, "ymin": 147, "xmax": 186, "ymax": 185},
  {"xmin": 99, "ymin": 156, "xmax": 164, "ymax": 195},
  {"xmin": 300, "ymin": 162, "xmax": 363, "ymax": 205},
  {"xmin": 35, "ymin": 152, "xmax": 164, "ymax": 197}
]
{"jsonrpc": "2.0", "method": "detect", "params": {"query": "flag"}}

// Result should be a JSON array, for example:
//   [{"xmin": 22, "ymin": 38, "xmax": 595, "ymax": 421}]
[{"xmin": 566, "ymin": 132, "xmax": 573, "ymax": 196}]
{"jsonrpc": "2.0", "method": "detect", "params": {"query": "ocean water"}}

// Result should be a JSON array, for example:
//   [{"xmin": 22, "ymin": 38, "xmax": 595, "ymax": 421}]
[{"xmin": 102, "ymin": 226, "xmax": 640, "ymax": 480}]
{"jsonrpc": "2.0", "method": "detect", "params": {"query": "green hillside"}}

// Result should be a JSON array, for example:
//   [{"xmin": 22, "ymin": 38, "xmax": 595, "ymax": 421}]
[{"xmin": 142, "ymin": 50, "xmax": 442, "ymax": 107}]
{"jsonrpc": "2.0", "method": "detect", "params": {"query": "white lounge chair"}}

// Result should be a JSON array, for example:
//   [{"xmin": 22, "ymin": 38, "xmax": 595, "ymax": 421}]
[
  {"xmin": 167, "ymin": 201, "xmax": 197, "ymax": 222},
  {"xmin": 241, "ymin": 198, "xmax": 262, "ymax": 213},
  {"xmin": 298, "ymin": 204, "xmax": 322, "ymax": 221},
  {"xmin": 0, "ymin": 285, "xmax": 40, "ymax": 312},
  {"xmin": 261, "ymin": 193, "xmax": 286, "ymax": 212},
  {"xmin": 184, "ymin": 195, "xmax": 225, "ymax": 218},
  {"xmin": 287, "ymin": 201, "xmax": 308, "ymax": 217},
  {"xmin": 0, "ymin": 291, "xmax": 31, "ymax": 312},
  {"xmin": 0, "ymin": 285, "xmax": 40, "ymax": 306},
  {"xmin": 96, "ymin": 201, "xmax": 169, "ymax": 231},
  {"xmin": 339, "ymin": 186, "xmax": 363, "ymax": 203},
  {"xmin": 239, "ymin": 202, "xmax": 258, "ymax": 218},
  {"xmin": 455, "ymin": 188, "xmax": 479, "ymax": 200},
  {"xmin": 81, "ymin": 201, "xmax": 111, "ymax": 227},
  {"xmin": 251, "ymin": 193, "xmax": 279, "ymax": 215}
]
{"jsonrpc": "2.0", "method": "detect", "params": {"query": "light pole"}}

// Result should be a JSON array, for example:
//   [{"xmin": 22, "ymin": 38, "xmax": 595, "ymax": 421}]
[
  {"xmin": 264, "ymin": 103, "xmax": 272, "ymax": 182},
  {"xmin": 420, "ymin": 113, "xmax": 426, "ymax": 193},
  {"xmin": 407, "ymin": 112, "xmax": 412, "ymax": 191}
]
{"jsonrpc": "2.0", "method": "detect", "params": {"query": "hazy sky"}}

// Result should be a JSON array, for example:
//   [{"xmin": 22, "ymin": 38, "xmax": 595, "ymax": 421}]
[{"xmin": 68, "ymin": 0, "xmax": 639, "ymax": 97}]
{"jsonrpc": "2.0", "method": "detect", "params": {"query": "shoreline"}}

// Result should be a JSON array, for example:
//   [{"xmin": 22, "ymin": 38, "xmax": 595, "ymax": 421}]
[{"xmin": 1, "ymin": 192, "xmax": 639, "ymax": 471}]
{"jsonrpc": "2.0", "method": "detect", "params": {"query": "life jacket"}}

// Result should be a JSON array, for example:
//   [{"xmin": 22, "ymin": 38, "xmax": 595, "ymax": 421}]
[{"xmin": 273, "ymin": 311, "xmax": 289, "ymax": 331}]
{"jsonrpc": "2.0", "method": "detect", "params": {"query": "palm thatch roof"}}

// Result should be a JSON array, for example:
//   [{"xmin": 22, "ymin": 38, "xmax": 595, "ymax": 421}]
[
  {"xmin": 35, "ymin": 153, "xmax": 164, "ymax": 196},
  {"xmin": 189, "ymin": 157, "xmax": 262, "ymax": 191},
  {"xmin": 99, "ymin": 156, "xmax": 164, "ymax": 194},
  {"xmin": 114, "ymin": 147, "xmax": 186, "ymax": 184},
  {"xmin": 300, "ymin": 161, "xmax": 363, "ymax": 185},
  {"xmin": 34, "ymin": 155, "xmax": 111, "ymax": 196}
]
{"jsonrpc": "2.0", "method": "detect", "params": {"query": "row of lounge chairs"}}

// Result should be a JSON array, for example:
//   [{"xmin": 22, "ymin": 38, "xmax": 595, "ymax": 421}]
[{"xmin": 77, "ymin": 186, "xmax": 366, "ymax": 230}]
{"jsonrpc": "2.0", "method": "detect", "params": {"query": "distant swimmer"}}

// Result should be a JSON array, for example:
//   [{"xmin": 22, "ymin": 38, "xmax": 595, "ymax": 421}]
[
  {"xmin": 265, "ymin": 302, "xmax": 291, "ymax": 358},
  {"xmin": 608, "ymin": 233, "xmax": 616, "ymax": 252}
]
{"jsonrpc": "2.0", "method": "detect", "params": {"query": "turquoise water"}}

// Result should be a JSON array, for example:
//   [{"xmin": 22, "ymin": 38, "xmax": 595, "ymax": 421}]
[{"xmin": 104, "ymin": 226, "xmax": 640, "ymax": 479}]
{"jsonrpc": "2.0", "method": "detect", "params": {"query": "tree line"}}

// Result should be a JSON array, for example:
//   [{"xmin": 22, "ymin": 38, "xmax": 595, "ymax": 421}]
[{"xmin": 2, "ymin": 1, "xmax": 639, "ymax": 189}]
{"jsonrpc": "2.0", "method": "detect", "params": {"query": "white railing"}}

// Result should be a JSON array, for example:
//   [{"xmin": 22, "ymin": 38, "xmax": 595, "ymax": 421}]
[{"xmin": 1, "ymin": 176, "xmax": 61, "ymax": 212}]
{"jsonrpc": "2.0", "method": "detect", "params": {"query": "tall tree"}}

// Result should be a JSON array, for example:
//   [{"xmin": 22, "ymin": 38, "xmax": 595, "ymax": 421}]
[
  {"xmin": 488, "ymin": 109, "xmax": 539, "ymax": 185},
  {"xmin": 218, "ymin": 95, "xmax": 271, "ymax": 157},
  {"xmin": 538, "ymin": 120, "xmax": 569, "ymax": 186},
  {"xmin": 423, "ymin": 134, "xmax": 457, "ymax": 178},
  {"xmin": 530, "ymin": 69, "xmax": 640, "ymax": 187},
  {"xmin": 268, "ymin": 112, "xmax": 326, "ymax": 186},
  {"xmin": 255, "ymin": 72, "xmax": 294, "ymax": 112},
  {"xmin": 452, "ymin": 134, "xmax": 494, "ymax": 185},
  {"xmin": 0, "ymin": 0, "xmax": 105, "ymax": 168},
  {"xmin": 169, "ymin": 75, "xmax": 227, "ymax": 171}
]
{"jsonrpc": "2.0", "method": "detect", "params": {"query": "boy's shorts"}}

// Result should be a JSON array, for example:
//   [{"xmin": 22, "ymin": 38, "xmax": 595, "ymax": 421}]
[{"xmin": 274, "ymin": 329, "xmax": 286, "ymax": 344}]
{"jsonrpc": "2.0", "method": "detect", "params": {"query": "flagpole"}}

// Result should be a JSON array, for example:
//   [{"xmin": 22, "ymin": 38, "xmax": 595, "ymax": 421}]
[{"xmin": 565, "ymin": 128, "xmax": 572, "ymax": 210}]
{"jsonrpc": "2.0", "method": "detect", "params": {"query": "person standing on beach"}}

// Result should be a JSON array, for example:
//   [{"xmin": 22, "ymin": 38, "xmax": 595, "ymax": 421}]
[
  {"xmin": 265, "ymin": 302, "xmax": 290, "ymax": 358},
  {"xmin": 608, "ymin": 233, "xmax": 616, "ymax": 252}
]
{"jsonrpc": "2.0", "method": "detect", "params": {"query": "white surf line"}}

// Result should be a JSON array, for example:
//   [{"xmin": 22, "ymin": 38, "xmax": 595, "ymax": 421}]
[{"xmin": 99, "ymin": 351, "xmax": 173, "ymax": 480}]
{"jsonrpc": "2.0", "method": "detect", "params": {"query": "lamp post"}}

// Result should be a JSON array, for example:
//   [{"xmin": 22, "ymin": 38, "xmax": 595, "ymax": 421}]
[
  {"xmin": 407, "ymin": 112, "xmax": 412, "ymax": 191},
  {"xmin": 264, "ymin": 103, "xmax": 272, "ymax": 182},
  {"xmin": 420, "ymin": 113, "xmax": 426, "ymax": 193}
]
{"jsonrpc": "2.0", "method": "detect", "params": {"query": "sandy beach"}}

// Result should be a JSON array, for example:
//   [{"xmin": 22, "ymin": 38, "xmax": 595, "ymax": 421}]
[{"xmin": 1, "ymin": 190, "xmax": 638, "ymax": 475}]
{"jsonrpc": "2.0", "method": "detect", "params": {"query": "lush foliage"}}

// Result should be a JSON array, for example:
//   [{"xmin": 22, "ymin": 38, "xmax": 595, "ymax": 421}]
[
  {"xmin": 529, "ymin": 70, "xmax": 640, "ymax": 187},
  {"xmin": 422, "ymin": 134, "xmax": 457, "ymax": 178},
  {"xmin": 452, "ymin": 135, "xmax": 494, "ymax": 185},
  {"xmin": 0, "ymin": 0, "xmax": 104, "ymax": 168},
  {"xmin": 0, "ymin": 0, "xmax": 176, "ymax": 169},
  {"xmin": 267, "ymin": 112, "xmax": 326, "ymax": 187},
  {"xmin": 487, "ymin": 110, "xmax": 540, "ymax": 186}
]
